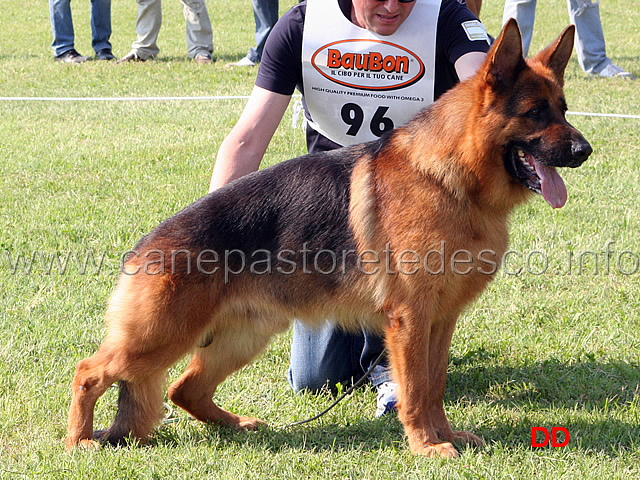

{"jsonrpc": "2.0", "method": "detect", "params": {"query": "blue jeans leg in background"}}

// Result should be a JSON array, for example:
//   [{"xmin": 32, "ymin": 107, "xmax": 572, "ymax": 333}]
[
  {"xmin": 287, "ymin": 319, "xmax": 391, "ymax": 393},
  {"xmin": 246, "ymin": 0, "xmax": 279, "ymax": 63},
  {"xmin": 91, "ymin": 0, "xmax": 112, "ymax": 53},
  {"xmin": 50, "ymin": 0, "xmax": 75, "ymax": 57}
]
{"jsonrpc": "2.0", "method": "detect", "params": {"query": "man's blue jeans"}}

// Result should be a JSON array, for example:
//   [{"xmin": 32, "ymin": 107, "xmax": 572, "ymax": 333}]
[
  {"xmin": 287, "ymin": 319, "xmax": 392, "ymax": 393},
  {"xmin": 246, "ymin": 0, "xmax": 279, "ymax": 63},
  {"xmin": 49, "ymin": 0, "xmax": 112, "ymax": 57}
]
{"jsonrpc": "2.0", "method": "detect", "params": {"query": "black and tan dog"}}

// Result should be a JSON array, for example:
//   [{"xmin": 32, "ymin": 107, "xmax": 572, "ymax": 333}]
[{"xmin": 66, "ymin": 20, "xmax": 591, "ymax": 458}]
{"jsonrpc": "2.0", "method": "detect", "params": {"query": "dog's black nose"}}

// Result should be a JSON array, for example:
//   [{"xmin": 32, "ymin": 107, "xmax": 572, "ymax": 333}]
[{"xmin": 571, "ymin": 139, "xmax": 592, "ymax": 165}]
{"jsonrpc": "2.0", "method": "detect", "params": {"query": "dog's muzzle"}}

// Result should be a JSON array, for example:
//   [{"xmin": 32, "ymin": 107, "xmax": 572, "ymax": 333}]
[{"xmin": 568, "ymin": 137, "xmax": 593, "ymax": 167}]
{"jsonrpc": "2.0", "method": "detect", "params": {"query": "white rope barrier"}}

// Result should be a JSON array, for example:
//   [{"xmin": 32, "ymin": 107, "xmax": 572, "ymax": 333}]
[{"xmin": 0, "ymin": 96, "xmax": 638, "ymax": 119}]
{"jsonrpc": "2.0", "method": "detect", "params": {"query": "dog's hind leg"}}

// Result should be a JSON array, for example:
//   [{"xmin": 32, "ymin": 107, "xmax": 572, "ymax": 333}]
[
  {"xmin": 66, "ymin": 347, "xmax": 120, "ymax": 449},
  {"xmin": 93, "ymin": 373, "xmax": 168, "ymax": 446},
  {"xmin": 168, "ymin": 321, "xmax": 276, "ymax": 430},
  {"xmin": 66, "ymin": 338, "xmax": 185, "ymax": 449},
  {"xmin": 66, "ymin": 275, "xmax": 209, "ymax": 449}
]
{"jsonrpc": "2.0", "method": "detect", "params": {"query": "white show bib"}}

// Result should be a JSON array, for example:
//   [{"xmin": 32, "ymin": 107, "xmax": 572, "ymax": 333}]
[{"xmin": 302, "ymin": 0, "xmax": 441, "ymax": 146}]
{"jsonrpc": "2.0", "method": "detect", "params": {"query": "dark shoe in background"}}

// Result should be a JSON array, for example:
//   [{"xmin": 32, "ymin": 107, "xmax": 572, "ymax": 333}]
[
  {"xmin": 54, "ymin": 49, "xmax": 89, "ymax": 64},
  {"xmin": 95, "ymin": 49, "xmax": 116, "ymax": 61}
]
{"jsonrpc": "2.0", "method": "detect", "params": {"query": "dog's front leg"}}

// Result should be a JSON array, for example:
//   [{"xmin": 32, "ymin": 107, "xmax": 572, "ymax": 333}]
[
  {"xmin": 384, "ymin": 305, "xmax": 458, "ymax": 459},
  {"xmin": 426, "ymin": 316, "xmax": 484, "ymax": 449}
]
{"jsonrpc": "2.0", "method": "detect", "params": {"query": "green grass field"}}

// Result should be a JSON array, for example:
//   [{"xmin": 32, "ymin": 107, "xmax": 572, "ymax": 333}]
[{"xmin": 1, "ymin": 0, "xmax": 639, "ymax": 478}]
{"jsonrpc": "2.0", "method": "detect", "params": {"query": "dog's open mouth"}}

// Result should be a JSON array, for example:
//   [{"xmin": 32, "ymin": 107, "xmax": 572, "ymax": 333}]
[{"xmin": 507, "ymin": 147, "xmax": 567, "ymax": 209}]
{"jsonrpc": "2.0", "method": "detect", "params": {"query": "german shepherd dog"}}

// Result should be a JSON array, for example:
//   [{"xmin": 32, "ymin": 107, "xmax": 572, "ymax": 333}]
[{"xmin": 66, "ymin": 20, "xmax": 591, "ymax": 458}]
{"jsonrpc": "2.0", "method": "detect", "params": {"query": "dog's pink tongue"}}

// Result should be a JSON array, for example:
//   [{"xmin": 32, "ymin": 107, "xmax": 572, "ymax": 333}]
[{"xmin": 533, "ymin": 160, "xmax": 567, "ymax": 208}]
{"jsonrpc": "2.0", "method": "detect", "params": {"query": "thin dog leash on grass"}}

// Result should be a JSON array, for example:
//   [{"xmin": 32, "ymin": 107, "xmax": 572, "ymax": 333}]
[
  {"xmin": 160, "ymin": 349, "xmax": 387, "ymax": 428},
  {"xmin": 285, "ymin": 348, "xmax": 387, "ymax": 428}
]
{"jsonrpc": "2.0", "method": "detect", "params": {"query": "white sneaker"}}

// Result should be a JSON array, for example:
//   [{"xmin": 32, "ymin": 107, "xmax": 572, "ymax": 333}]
[
  {"xmin": 228, "ymin": 56, "xmax": 257, "ymax": 67},
  {"xmin": 375, "ymin": 381, "xmax": 398, "ymax": 417},
  {"xmin": 597, "ymin": 62, "xmax": 633, "ymax": 78}
]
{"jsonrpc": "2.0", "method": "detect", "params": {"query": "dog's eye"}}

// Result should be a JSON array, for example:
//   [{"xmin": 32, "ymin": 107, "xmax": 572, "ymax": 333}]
[{"xmin": 525, "ymin": 102, "xmax": 549, "ymax": 120}]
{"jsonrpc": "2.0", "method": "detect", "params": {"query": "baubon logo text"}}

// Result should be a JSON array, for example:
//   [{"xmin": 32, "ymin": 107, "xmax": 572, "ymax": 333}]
[
  {"xmin": 312, "ymin": 39, "xmax": 425, "ymax": 91},
  {"xmin": 327, "ymin": 49, "xmax": 409, "ymax": 74},
  {"xmin": 531, "ymin": 427, "xmax": 570, "ymax": 448}
]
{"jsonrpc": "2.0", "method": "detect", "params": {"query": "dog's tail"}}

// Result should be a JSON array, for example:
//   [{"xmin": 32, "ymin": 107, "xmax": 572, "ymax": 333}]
[{"xmin": 96, "ymin": 377, "xmax": 166, "ymax": 446}]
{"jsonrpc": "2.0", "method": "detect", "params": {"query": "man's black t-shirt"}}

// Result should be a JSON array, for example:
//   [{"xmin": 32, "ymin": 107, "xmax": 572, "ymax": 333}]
[{"xmin": 255, "ymin": 0, "xmax": 489, "ymax": 153}]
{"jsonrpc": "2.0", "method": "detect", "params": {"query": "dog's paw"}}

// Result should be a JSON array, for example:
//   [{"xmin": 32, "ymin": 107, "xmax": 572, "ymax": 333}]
[
  {"xmin": 92, "ymin": 428, "xmax": 136, "ymax": 446},
  {"xmin": 66, "ymin": 436, "xmax": 101, "ymax": 451},
  {"xmin": 450, "ymin": 430, "xmax": 484, "ymax": 447},
  {"xmin": 415, "ymin": 441, "xmax": 459, "ymax": 459},
  {"xmin": 236, "ymin": 416, "xmax": 267, "ymax": 431},
  {"xmin": 78, "ymin": 438, "xmax": 102, "ymax": 450}
]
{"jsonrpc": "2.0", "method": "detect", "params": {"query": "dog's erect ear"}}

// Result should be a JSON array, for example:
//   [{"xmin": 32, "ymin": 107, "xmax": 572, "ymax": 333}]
[
  {"xmin": 532, "ymin": 25, "xmax": 575, "ymax": 86},
  {"xmin": 484, "ymin": 18, "xmax": 527, "ymax": 91}
]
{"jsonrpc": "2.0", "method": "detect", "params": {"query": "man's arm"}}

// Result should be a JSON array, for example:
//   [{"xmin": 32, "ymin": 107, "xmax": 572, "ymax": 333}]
[
  {"xmin": 209, "ymin": 86, "xmax": 292, "ymax": 192},
  {"xmin": 454, "ymin": 51, "xmax": 487, "ymax": 81}
]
